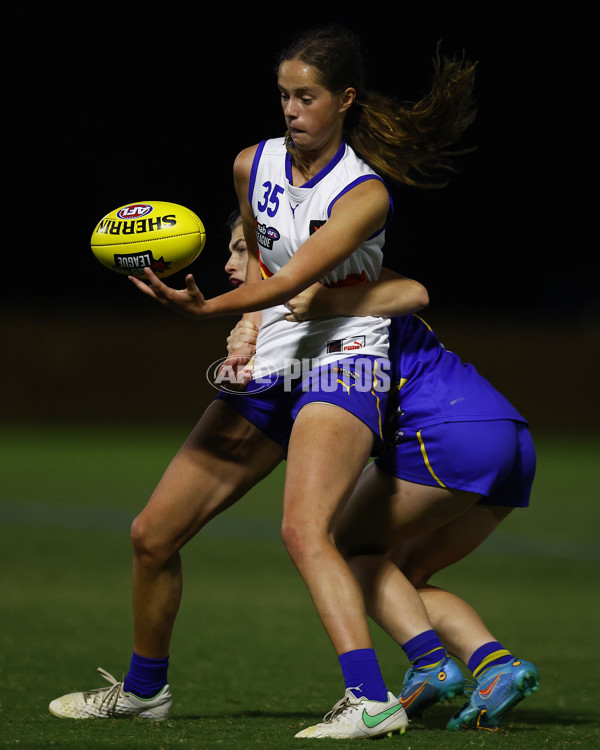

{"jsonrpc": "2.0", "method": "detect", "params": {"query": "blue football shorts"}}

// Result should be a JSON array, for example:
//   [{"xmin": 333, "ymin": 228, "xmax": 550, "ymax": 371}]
[
  {"xmin": 216, "ymin": 356, "xmax": 389, "ymax": 449},
  {"xmin": 374, "ymin": 419, "xmax": 536, "ymax": 507}
]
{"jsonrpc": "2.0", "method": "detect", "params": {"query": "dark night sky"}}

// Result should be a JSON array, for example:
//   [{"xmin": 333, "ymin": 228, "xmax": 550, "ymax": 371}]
[{"xmin": 6, "ymin": 1, "xmax": 596, "ymax": 321}]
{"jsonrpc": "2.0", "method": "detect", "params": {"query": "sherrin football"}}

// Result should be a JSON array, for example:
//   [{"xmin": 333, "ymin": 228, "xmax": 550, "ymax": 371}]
[{"xmin": 91, "ymin": 201, "xmax": 206, "ymax": 278}]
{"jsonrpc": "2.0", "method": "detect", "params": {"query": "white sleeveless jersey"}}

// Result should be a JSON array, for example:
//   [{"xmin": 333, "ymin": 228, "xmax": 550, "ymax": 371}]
[{"xmin": 249, "ymin": 138, "xmax": 391, "ymax": 376}]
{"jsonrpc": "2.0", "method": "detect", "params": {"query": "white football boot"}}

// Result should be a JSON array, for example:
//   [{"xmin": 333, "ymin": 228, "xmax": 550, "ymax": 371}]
[
  {"xmin": 295, "ymin": 688, "xmax": 408, "ymax": 739},
  {"xmin": 49, "ymin": 667, "xmax": 172, "ymax": 720}
]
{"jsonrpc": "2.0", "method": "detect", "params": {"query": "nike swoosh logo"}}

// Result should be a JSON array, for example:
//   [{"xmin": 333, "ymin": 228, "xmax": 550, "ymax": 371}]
[
  {"xmin": 400, "ymin": 679, "xmax": 429, "ymax": 708},
  {"xmin": 478, "ymin": 674, "xmax": 501, "ymax": 699},
  {"xmin": 362, "ymin": 703, "xmax": 405, "ymax": 728}
]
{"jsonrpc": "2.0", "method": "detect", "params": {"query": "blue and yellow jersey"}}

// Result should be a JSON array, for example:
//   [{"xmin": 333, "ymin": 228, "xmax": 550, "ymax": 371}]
[{"xmin": 388, "ymin": 315, "xmax": 526, "ymax": 430}]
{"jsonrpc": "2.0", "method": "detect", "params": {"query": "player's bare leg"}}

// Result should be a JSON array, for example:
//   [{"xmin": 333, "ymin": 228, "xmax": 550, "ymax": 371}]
[
  {"xmin": 49, "ymin": 400, "xmax": 284, "ymax": 719},
  {"xmin": 282, "ymin": 403, "xmax": 375, "ymax": 655},
  {"xmin": 284, "ymin": 403, "xmax": 408, "ymax": 739},
  {"xmin": 393, "ymin": 504, "xmax": 514, "ymax": 664},
  {"xmin": 130, "ymin": 399, "xmax": 285, "ymax": 658},
  {"xmin": 337, "ymin": 468, "xmax": 538, "ymax": 727},
  {"xmin": 335, "ymin": 465, "xmax": 483, "ymax": 719},
  {"xmin": 409, "ymin": 511, "xmax": 541, "ymax": 732},
  {"xmin": 335, "ymin": 464, "xmax": 481, "ymax": 643}
]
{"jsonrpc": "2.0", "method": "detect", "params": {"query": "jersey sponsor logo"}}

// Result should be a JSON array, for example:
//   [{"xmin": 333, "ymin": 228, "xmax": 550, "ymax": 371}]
[
  {"xmin": 113, "ymin": 251, "xmax": 171, "ymax": 276},
  {"xmin": 255, "ymin": 221, "xmax": 279, "ymax": 250},
  {"xmin": 326, "ymin": 336, "xmax": 366, "ymax": 353},
  {"xmin": 309, "ymin": 219, "xmax": 326, "ymax": 235},
  {"xmin": 116, "ymin": 203, "xmax": 154, "ymax": 219}
]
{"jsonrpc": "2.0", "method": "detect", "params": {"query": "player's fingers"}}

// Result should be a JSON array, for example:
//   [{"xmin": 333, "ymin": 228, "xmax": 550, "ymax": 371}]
[
  {"xmin": 142, "ymin": 267, "xmax": 160, "ymax": 284},
  {"xmin": 141, "ymin": 267, "xmax": 173, "ymax": 299},
  {"xmin": 220, "ymin": 353, "xmax": 252, "ymax": 371},
  {"xmin": 227, "ymin": 334, "xmax": 256, "ymax": 348},
  {"xmin": 185, "ymin": 274, "xmax": 200, "ymax": 293},
  {"xmin": 228, "ymin": 326, "xmax": 258, "ymax": 341},
  {"xmin": 240, "ymin": 355, "xmax": 255, "ymax": 382},
  {"xmin": 129, "ymin": 275, "xmax": 158, "ymax": 299},
  {"xmin": 184, "ymin": 274, "xmax": 206, "ymax": 308},
  {"xmin": 238, "ymin": 319, "xmax": 259, "ymax": 332}
]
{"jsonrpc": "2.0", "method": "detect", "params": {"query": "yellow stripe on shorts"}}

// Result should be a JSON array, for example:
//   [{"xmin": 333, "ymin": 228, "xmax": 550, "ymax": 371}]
[
  {"xmin": 417, "ymin": 429, "xmax": 447, "ymax": 488},
  {"xmin": 371, "ymin": 359, "xmax": 383, "ymax": 439}
]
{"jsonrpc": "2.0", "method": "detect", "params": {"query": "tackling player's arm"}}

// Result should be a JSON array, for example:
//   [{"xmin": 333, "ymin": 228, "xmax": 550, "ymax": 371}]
[
  {"xmin": 284, "ymin": 268, "xmax": 429, "ymax": 321},
  {"xmin": 219, "ymin": 252, "xmax": 262, "ymax": 385},
  {"xmin": 227, "ymin": 268, "xmax": 429, "ymax": 358}
]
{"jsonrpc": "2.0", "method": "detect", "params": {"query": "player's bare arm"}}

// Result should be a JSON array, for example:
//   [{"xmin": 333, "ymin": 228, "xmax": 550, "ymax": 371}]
[
  {"xmin": 285, "ymin": 269, "xmax": 429, "ymax": 321},
  {"xmin": 131, "ymin": 166, "xmax": 390, "ymax": 321}
]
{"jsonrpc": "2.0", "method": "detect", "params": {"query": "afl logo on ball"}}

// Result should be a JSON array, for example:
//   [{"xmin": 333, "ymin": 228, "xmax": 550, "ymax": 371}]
[{"xmin": 117, "ymin": 204, "xmax": 154, "ymax": 220}]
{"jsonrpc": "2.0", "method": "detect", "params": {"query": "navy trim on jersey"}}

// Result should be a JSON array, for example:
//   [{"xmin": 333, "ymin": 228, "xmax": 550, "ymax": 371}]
[
  {"xmin": 328, "ymin": 175, "xmax": 395, "ymax": 240},
  {"xmin": 285, "ymin": 140, "xmax": 347, "ymax": 188},
  {"xmin": 249, "ymin": 140, "xmax": 268, "ymax": 204}
]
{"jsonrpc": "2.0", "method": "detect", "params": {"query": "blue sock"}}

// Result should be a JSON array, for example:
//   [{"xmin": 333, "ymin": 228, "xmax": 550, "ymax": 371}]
[
  {"xmin": 123, "ymin": 652, "xmax": 169, "ymax": 698},
  {"xmin": 468, "ymin": 641, "xmax": 513, "ymax": 679},
  {"xmin": 338, "ymin": 648, "xmax": 388, "ymax": 702},
  {"xmin": 402, "ymin": 630, "xmax": 446, "ymax": 670}
]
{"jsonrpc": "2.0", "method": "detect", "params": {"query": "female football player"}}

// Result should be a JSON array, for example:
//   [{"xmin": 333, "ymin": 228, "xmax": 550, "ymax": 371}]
[
  {"xmin": 50, "ymin": 25, "xmax": 476, "ymax": 739},
  {"xmin": 226, "ymin": 272, "xmax": 540, "ymax": 732},
  {"xmin": 225, "ymin": 214, "xmax": 541, "ymax": 728},
  {"xmin": 284, "ymin": 283, "xmax": 540, "ymax": 731}
]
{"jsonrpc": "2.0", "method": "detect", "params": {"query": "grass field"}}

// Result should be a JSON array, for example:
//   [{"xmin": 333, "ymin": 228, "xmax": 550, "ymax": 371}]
[{"xmin": 1, "ymin": 424, "xmax": 599, "ymax": 749}]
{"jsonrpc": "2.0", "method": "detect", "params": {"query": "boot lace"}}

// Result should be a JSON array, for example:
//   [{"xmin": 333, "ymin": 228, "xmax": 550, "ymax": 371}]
[
  {"xmin": 323, "ymin": 688, "xmax": 363, "ymax": 723},
  {"xmin": 82, "ymin": 668, "xmax": 124, "ymax": 715}
]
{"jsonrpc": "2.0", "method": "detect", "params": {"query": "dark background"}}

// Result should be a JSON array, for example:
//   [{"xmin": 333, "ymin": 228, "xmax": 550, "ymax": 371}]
[
  {"xmin": 4, "ymin": 1, "xmax": 598, "ymax": 429},
  {"xmin": 6, "ymin": 0, "xmax": 595, "ymax": 314}
]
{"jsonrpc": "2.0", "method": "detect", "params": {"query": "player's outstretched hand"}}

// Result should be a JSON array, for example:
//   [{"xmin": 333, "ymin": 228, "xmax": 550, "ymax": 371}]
[{"xmin": 129, "ymin": 268, "xmax": 207, "ymax": 319}]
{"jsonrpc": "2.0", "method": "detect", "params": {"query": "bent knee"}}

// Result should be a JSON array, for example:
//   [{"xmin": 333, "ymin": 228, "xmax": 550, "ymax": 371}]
[
  {"xmin": 281, "ymin": 519, "xmax": 330, "ymax": 563},
  {"xmin": 400, "ymin": 561, "xmax": 435, "ymax": 590},
  {"xmin": 280, "ymin": 520, "xmax": 305, "ymax": 557},
  {"xmin": 130, "ymin": 513, "xmax": 179, "ymax": 564},
  {"xmin": 334, "ymin": 527, "xmax": 379, "ymax": 559}
]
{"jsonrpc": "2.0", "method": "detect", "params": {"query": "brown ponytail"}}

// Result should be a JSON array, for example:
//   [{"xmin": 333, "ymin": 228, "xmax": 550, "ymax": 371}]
[
  {"xmin": 349, "ymin": 51, "xmax": 477, "ymax": 187},
  {"xmin": 279, "ymin": 26, "xmax": 477, "ymax": 188}
]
